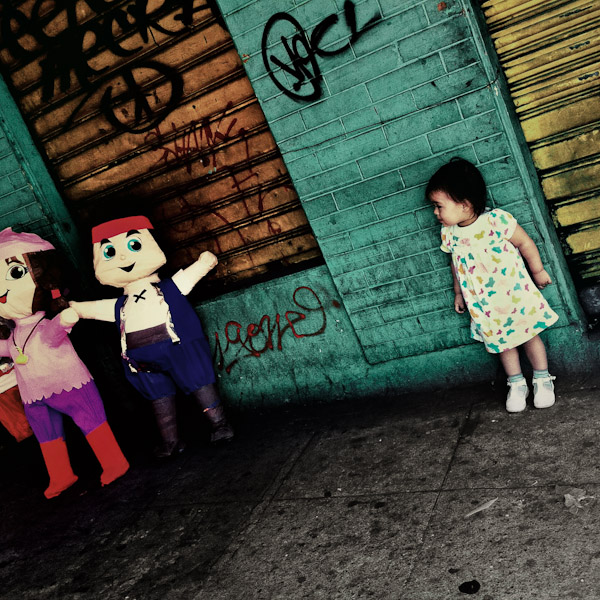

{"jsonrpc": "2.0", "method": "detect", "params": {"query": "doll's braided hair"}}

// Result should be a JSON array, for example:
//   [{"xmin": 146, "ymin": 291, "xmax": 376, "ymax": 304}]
[{"xmin": 24, "ymin": 249, "xmax": 71, "ymax": 317}]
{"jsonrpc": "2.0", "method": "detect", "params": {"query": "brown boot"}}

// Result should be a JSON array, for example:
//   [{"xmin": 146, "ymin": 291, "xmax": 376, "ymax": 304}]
[
  {"xmin": 192, "ymin": 384, "xmax": 234, "ymax": 443},
  {"xmin": 151, "ymin": 395, "xmax": 185, "ymax": 458}
]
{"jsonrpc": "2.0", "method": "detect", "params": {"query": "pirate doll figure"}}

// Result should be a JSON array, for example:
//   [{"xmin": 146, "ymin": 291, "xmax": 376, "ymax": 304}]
[
  {"xmin": 0, "ymin": 228, "xmax": 129, "ymax": 499},
  {"xmin": 70, "ymin": 216, "xmax": 233, "ymax": 458}
]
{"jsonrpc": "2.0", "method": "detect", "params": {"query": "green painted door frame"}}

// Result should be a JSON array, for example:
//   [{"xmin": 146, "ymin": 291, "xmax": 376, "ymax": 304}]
[{"xmin": 0, "ymin": 75, "xmax": 84, "ymax": 268}]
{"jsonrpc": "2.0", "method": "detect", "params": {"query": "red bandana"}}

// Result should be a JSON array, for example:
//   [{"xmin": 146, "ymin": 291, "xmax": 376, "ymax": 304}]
[{"xmin": 92, "ymin": 216, "xmax": 154, "ymax": 243}]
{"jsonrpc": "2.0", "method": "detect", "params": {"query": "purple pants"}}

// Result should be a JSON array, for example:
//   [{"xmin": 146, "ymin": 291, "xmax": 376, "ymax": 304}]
[{"xmin": 23, "ymin": 381, "xmax": 107, "ymax": 443}]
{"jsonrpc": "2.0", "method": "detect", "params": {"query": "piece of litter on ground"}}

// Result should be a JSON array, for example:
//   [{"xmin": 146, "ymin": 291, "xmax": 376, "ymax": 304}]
[
  {"xmin": 458, "ymin": 580, "xmax": 480, "ymax": 594},
  {"xmin": 563, "ymin": 487, "xmax": 595, "ymax": 514},
  {"xmin": 464, "ymin": 497, "xmax": 498, "ymax": 518}
]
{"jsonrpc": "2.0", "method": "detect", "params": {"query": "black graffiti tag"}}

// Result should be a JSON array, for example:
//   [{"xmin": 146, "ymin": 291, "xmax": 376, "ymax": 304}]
[
  {"xmin": 261, "ymin": 0, "xmax": 380, "ymax": 101},
  {"xmin": 0, "ymin": 0, "xmax": 224, "ymax": 133},
  {"xmin": 99, "ymin": 61, "xmax": 184, "ymax": 134}
]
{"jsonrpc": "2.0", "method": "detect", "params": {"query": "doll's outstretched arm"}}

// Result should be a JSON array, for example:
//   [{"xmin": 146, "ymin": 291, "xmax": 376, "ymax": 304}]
[
  {"xmin": 41, "ymin": 308, "xmax": 80, "ymax": 347},
  {"xmin": 59, "ymin": 307, "xmax": 79, "ymax": 328},
  {"xmin": 509, "ymin": 225, "xmax": 552, "ymax": 289},
  {"xmin": 172, "ymin": 251, "xmax": 218, "ymax": 296},
  {"xmin": 69, "ymin": 299, "xmax": 118, "ymax": 322}
]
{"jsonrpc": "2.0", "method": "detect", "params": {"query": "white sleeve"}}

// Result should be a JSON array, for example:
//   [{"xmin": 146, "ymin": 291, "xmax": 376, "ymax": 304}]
[
  {"xmin": 172, "ymin": 252, "xmax": 218, "ymax": 295},
  {"xmin": 70, "ymin": 299, "xmax": 118, "ymax": 322},
  {"xmin": 172, "ymin": 269, "xmax": 194, "ymax": 296}
]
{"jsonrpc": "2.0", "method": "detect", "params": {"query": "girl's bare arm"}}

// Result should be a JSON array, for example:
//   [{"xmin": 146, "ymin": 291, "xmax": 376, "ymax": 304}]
[
  {"xmin": 509, "ymin": 225, "xmax": 552, "ymax": 289},
  {"xmin": 451, "ymin": 263, "xmax": 466, "ymax": 313}
]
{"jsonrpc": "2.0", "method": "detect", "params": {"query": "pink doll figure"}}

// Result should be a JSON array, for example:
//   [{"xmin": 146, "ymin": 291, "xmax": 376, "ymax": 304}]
[
  {"xmin": 70, "ymin": 216, "xmax": 233, "ymax": 458},
  {"xmin": 0, "ymin": 228, "xmax": 129, "ymax": 499}
]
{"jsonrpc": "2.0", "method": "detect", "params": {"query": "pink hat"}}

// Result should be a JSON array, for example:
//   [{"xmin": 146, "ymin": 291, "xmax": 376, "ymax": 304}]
[{"xmin": 0, "ymin": 228, "xmax": 55, "ymax": 260}]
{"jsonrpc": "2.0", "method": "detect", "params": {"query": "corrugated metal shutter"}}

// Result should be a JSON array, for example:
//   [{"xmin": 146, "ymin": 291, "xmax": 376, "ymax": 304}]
[
  {"xmin": 480, "ymin": 0, "xmax": 600, "ymax": 316},
  {"xmin": 0, "ymin": 0, "xmax": 322, "ymax": 297}
]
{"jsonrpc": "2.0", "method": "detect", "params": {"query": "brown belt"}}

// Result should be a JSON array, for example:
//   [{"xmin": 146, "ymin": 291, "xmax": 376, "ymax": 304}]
[{"xmin": 126, "ymin": 324, "xmax": 170, "ymax": 349}]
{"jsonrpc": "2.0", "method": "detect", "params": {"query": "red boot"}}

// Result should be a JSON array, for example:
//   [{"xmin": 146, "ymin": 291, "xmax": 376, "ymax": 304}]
[
  {"xmin": 85, "ymin": 421, "xmax": 129, "ymax": 486},
  {"xmin": 39, "ymin": 438, "xmax": 78, "ymax": 499}
]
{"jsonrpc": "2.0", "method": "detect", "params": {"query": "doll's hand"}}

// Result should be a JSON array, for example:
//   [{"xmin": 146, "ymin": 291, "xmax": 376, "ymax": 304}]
[
  {"xmin": 198, "ymin": 251, "xmax": 218, "ymax": 272},
  {"xmin": 532, "ymin": 269, "xmax": 552, "ymax": 289},
  {"xmin": 60, "ymin": 307, "xmax": 80, "ymax": 327},
  {"xmin": 454, "ymin": 292, "xmax": 466, "ymax": 314}
]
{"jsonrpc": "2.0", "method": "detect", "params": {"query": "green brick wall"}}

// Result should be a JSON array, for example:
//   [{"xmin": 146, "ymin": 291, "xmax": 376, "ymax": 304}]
[
  {"xmin": 0, "ymin": 1, "xmax": 595, "ymax": 410},
  {"xmin": 0, "ymin": 121, "xmax": 47, "ymax": 235},
  {"xmin": 196, "ymin": 263, "xmax": 500, "ymax": 407},
  {"xmin": 216, "ymin": 0, "xmax": 585, "ymax": 364}
]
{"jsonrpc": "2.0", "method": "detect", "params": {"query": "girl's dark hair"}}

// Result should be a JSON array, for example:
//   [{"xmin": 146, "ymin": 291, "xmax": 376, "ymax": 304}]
[
  {"xmin": 425, "ymin": 158, "xmax": 488, "ymax": 216},
  {"xmin": 24, "ymin": 249, "xmax": 71, "ymax": 317}
]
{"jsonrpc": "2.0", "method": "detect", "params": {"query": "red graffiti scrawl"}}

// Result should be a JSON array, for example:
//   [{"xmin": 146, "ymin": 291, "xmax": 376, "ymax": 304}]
[
  {"xmin": 213, "ymin": 286, "xmax": 327, "ymax": 374},
  {"xmin": 146, "ymin": 104, "xmax": 283, "ymax": 261}
]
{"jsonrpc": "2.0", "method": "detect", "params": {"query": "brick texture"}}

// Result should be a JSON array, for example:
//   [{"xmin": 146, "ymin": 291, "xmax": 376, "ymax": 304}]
[
  {"xmin": 0, "ymin": 125, "xmax": 49, "ymax": 236},
  {"xmin": 218, "ymin": 0, "xmax": 567, "ymax": 364}
]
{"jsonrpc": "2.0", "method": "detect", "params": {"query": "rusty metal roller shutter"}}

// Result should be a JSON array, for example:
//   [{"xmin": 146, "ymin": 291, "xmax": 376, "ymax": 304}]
[
  {"xmin": 480, "ymin": 0, "xmax": 600, "ymax": 314},
  {"xmin": 0, "ymin": 0, "xmax": 322, "ymax": 297}
]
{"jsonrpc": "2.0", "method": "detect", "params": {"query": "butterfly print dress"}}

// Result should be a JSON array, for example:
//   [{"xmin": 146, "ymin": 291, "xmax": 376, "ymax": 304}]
[{"xmin": 440, "ymin": 208, "xmax": 559, "ymax": 354}]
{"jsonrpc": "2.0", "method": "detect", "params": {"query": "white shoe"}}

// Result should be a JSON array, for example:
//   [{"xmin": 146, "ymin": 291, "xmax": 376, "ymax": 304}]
[
  {"xmin": 533, "ymin": 375, "xmax": 556, "ymax": 409},
  {"xmin": 506, "ymin": 379, "xmax": 529, "ymax": 413}
]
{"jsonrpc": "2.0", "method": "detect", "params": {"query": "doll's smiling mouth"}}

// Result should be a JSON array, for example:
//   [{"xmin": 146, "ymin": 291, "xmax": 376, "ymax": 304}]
[
  {"xmin": 0, "ymin": 292, "xmax": 7, "ymax": 304},
  {"xmin": 120, "ymin": 264, "xmax": 135, "ymax": 272}
]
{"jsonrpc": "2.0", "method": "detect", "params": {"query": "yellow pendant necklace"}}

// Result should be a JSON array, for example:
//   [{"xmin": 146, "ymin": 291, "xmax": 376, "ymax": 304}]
[{"xmin": 12, "ymin": 316, "xmax": 45, "ymax": 365}]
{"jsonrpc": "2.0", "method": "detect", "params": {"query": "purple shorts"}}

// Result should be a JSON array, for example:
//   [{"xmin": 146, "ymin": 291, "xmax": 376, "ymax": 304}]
[{"xmin": 23, "ymin": 381, "xmax": 107, "ymax": 443}]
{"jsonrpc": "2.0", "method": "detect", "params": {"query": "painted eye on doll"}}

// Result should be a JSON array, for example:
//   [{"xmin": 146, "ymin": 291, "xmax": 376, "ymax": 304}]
[
  {"xmin": 6, "ymin": 264, "xmax": 29, "ymax": 280},
  {"xmin": 102, "ymin": 244, "xmax": 116, "ymax": 260},
  {"xmin": 127, "ymin": 238, "xmax": 142, "ymax": 252}
]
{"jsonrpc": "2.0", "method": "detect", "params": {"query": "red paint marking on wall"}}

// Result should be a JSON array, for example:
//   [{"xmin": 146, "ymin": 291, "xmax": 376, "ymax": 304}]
[
  {"xmin": 213, "ymin": 286, "xmax": 327, "ymax": 374},
  {"xmin": 147, "ymin": 106, "xmax": 283, "ymax": 254},
  {"xmin": 144, "ymin": 108, "xmax": 239, "ymax": 174}
]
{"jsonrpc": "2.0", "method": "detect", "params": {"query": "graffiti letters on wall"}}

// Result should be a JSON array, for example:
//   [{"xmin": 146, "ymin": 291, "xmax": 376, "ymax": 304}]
[
  {"xmin": 213, "ymin": 286, "xmax": 333, "ymax": 374},
  {"xmin": 0, "ymin": 0, "xmax": 225, "ymax": 133},
  {"xmin": 144, "ymin": 101, "xmax": 294, "ymax": 269},
  {"xmin": 0, "ymin": 0, "xmax": 322, "ymax": 289},
  {"xmin": 261, "ymin": 0, "xmax": 380, "ymax": 101}
]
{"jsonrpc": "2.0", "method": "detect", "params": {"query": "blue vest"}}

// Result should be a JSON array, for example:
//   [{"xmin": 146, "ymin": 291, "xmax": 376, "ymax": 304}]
[{"xmin": 114, "ymin": 278, "xmax": 205, "ymax": 342}]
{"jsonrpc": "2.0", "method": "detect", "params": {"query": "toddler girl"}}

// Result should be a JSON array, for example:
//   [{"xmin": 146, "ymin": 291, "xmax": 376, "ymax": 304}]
[{"xmin": 426, "ymin": 158, "xmax": 559, "ymax": 412}]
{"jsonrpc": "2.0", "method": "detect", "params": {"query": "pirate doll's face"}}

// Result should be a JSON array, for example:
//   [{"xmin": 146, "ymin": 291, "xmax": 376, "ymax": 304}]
[
  {"xmin": 93, "ymin": 220, "xmax": 166, "ymax": 288},
  {"xmin": 0, "ymin": 254, "xmax": 36, "ymax": 319}
]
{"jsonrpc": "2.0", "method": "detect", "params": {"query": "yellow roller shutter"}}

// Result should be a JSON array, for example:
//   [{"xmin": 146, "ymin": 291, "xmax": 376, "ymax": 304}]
[{"xmin": 480, "ymin": 0, "xmax": 600, "ymax": 302}]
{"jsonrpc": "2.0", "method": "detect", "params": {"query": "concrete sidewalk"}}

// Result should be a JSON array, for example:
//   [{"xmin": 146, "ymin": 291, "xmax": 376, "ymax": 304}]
[{"xmin": 1, "ymin": 374, "xmax": 599, "ymax": 600}]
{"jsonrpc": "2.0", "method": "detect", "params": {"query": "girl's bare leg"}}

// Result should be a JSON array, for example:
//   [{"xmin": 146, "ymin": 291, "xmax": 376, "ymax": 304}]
[
  {"xmin": 500, "ymin": 347, "xmax": 529, "ymax": 413},
  {"xmin": 522, "ymin": 335, "xmax": 548, "ymax": 371},
  {"xmin": 523, "ymin": 335, "xmax": 555, "ymax": 408},
  {"xmin": 499, "ymin": 347, "xmax": 522, "ymax": 377}
]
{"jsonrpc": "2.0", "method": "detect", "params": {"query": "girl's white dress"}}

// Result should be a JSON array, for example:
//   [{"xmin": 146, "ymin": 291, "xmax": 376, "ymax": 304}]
[{"xmin": 440, "ymin": 208, "xmax": 559, "ymax": 353}]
